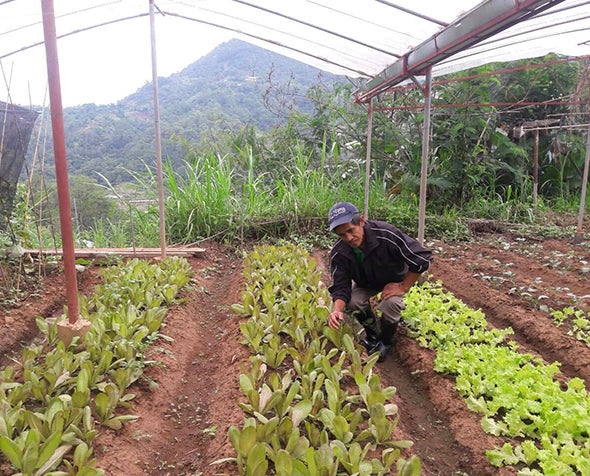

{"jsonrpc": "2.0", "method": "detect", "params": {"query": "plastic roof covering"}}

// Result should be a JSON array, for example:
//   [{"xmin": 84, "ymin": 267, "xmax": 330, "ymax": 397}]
[
  {"xmin": 161, "ymin": 0, "xmax": 590, "ymax": 79},
  {"xmin": 0, "ymin": 0, "xmax": 589, "ymax": 101}
]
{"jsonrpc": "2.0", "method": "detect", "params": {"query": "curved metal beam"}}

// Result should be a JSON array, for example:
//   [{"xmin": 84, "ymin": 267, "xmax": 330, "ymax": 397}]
[
  {"xmin": 357, "ymin": 0, "xmax": 567, "ymax": 103},
  {"xmin": 231, "ymin": 0, "xmax": 402, "ymax": 58},
  {"xmin": 375, "ymin": 0, "xmax": 448, "ymax": 27}
]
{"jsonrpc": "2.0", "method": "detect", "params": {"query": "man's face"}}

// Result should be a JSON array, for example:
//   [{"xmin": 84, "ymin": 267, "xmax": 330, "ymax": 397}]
[{"xmin": 334, "ymin": 217, "xmax": 365, "ymax": 248}]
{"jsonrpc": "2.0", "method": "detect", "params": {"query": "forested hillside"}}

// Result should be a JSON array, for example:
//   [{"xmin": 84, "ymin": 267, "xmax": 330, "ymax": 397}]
[
  {"xmin": 53, "ymin": 39, "xmax": 342, "ymax": 183},
  {"xmin": 14, "ymin": 51, "xmax": 586, "ymax": 250}
]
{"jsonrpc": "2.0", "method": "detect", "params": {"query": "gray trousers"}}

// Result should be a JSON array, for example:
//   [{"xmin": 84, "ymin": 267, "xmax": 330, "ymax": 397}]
[{"xmin": 348, "ymin": 283, "xmax": 405, "ymax": 324}]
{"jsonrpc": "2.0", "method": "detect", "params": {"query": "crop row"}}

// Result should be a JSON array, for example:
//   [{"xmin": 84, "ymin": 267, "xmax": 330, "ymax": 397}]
[
  {"xmin": 403, "ymin": 281, "xmax": 590, "ymax": 475},
  {"xmin": 0, "ymin": 257, "xmax": 192, "ymax": 476},
  {"xmin": 550, "ymin": 306, "xmax": 590, "ymax": 348},
  {"xmin": 226, "ymin": 243, "xmax": 420, "ymax": 476}
]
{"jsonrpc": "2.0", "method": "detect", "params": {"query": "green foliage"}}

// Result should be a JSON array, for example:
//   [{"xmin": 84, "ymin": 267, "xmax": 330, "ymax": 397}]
[
  {"xmin": 404, "ymin": 280, "xmax": 590, "ymax": 473},
  {"xmin": 375, "ymin": 199, "xmax": 471, "ymax": 241},
  {"xmin": 34, "ymin": 40, "xmax": 340, "ymax": 186},
  {"xmin": 10, "ymin": 48, "xmax": 585, "ymax": 251},
  {"xmin": 162, "ymin": 151, "xmax": 237, "ymax": 242},
  {"xmin": 0, "ymin": 256, "xmax": 193, "ymax": 474},
  {"xmin": 550, "ymin": 306, "xmax": 590, "ymax": 347},
  {"xmin": 28, "ymin": 174, "xmax": 119, "ymax": 238},
  {"xmin": 221, "ymin": 243, "xmax": 419, "ymax": 475}
]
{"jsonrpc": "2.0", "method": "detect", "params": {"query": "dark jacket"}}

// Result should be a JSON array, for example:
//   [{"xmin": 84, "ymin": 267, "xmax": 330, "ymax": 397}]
[{"xmin": 328, "ymin": 219, "xmax": 432, "ymax": 304}]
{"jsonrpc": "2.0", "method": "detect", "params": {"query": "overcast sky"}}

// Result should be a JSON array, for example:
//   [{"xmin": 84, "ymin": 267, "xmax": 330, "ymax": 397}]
[{"xmin": 0, "ymin": 1, "xmax": 231, "ymax": 107}]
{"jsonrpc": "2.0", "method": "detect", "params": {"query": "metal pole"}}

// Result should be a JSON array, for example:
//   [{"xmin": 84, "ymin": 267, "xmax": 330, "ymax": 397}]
[
  {"xmin": 574, "ymin": 122, "xmax": 590, "ymax": 244},
  {"xmin": 41, "ymin": 0, "xmax": 79, "ymax": 324},
  {"xmin": 417, "ymin": 68, "xmax": 432, "ymax": 245},
  {"xmin": 149, "ymin": 0, "xmax": 166, "ymax": 258},
  {"xmin": 363, "ymin": 97, "xmax": 374, "ymax": 218},
  {"xmin": 533, "ymin": 128, "xmax": 539, "ymax": 207}
]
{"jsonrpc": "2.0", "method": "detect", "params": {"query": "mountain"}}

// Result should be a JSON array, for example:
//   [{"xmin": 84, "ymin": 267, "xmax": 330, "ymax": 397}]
[{"xmin": 53, "ymin": 39, "xmax": 343, "ymax": 183}]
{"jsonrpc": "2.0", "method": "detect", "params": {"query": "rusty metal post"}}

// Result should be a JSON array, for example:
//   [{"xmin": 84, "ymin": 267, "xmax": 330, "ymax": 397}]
[
  {"xmin": 41, "ymin": 0, "xmax": 79, "ymax": 323},
  {"xmin": 533, "ymin": 128, "xmax": 539, "ymax": 207}
]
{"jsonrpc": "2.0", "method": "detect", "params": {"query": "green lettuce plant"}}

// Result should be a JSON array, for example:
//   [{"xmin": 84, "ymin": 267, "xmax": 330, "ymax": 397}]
[
  {"xmin": 0, "ymin": 256, "xmax": 192, "ymax": 475},
  {"xmin": 404, "ymin": 280, "xmax": 590, "ymax": 473},
  {"xmin": 222, "ymin": 244, "xmax": 420, "ymax": 475}
]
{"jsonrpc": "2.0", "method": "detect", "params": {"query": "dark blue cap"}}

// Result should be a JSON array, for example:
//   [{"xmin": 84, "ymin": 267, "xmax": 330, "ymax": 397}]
[{"xmin": 328, "ymin": 202, "xmax": 358, "ymax": 231}]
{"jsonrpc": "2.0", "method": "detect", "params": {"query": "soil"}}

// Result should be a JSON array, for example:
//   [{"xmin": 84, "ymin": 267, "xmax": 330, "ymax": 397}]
[{"xmin": 1, "ymin": 230, "xmax": 590, "ymax": 476}]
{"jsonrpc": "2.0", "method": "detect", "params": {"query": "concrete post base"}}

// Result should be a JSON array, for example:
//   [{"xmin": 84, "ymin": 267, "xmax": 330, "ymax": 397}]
[{"xmin": 56, "ymin": 319, "xmax": 92, "ymax": 347}]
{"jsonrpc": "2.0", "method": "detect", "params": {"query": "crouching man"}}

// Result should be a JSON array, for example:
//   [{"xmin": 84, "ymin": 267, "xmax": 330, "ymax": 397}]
[{"xmin": 327, "ymin": 202, "xmax": 432, "ymax": 361}]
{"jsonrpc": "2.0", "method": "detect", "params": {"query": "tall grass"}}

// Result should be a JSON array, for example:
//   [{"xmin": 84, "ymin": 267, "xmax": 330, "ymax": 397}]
[
  {"xmin": 88, "ymin": 141, "xmax": 578, "ymax": 246},
  {"xmin": 234, "ymin": 144, "xmax": 277, "ymax": 240},
  {"xmin": 163, "ymin": 152, "xmax": 236, "ymax": 242},
  {"xmin": 10, "ymin": 138, "xmax": 584, "ymax": 251},
  {"xmin": 274, "ymin": 147, "xmax": 345, "ymax": 221},
  {"xmin": 151, "ymin": 143, "xmax": 377, "ymax": 243},
  {"xmin": 79, "ymin": 217, "xmax": 135, "ymax": 248}
]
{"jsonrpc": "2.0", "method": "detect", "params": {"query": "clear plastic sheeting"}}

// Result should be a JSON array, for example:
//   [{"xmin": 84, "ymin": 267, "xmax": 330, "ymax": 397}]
[
  {"xmin": 0, "ymin": 0, "xmax": 588, "ymax": 105},
  {"xmin": 433, "ymin": 1, "xmax": 590, "ymax": 77},
  {"xmin": 159, "ymin": 0, "xmax": 481, "ymax": 77},
  {"xmin": 0, "ymin": 0, "xmax": 481, "ymax": 78},
  {"xmin": 164, "ymin": 0, "xmax": 589, "ymax": 81}
]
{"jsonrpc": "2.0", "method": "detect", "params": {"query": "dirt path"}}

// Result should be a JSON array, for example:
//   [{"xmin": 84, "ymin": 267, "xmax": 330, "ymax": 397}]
[
  {"xmin": 1, "ymin": 233, "xmax": 589, "ymax": 475},
  {"xmin": 93, "ymin": 241, "xmax": 249, "ymax": 475}
]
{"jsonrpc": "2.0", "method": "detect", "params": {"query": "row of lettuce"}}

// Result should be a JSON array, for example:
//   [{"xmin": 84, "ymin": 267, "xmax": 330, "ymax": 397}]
[
  {"xmin": 0, "ymin": 257, "xmax": 192, "ymax": 475},
  {"xmin": 224, "ymin": 243, "xmax": 421, "ymax": 475},
  {"xmin": 232, "ymin": 243, "xmax": 590, "ymax": 475},
  {"xmin": 402, "ymin": 281, "xmax": 590, "ymax": 475},
  {"xmin": 550, "ymin": 306, "xmax": 590, "ymax": 348}
]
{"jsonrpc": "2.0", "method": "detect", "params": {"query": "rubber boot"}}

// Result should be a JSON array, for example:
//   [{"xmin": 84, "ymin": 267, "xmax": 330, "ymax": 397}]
[
  {"xmin": 380, "ymin": 320, "xmax": 398, "ymax": 346},
  {"xmin": 352, "ymin": 308, "xmax": 380, "ymax": 353},
  {"xmin": 376, "ymin": 321, "xmax": 398, "ymax": 362}
]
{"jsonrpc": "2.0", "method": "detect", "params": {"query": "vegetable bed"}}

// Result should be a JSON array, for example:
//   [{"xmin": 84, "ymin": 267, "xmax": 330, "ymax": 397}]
[{"xmin": 0, "ymin": 235, "xmax": 588, "ymax": 475}]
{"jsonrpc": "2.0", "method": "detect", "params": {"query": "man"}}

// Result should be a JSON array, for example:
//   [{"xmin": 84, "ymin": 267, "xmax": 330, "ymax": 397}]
[{"xmin": 327, "ymin": 201, "xmax": 432, "ymax": 361}]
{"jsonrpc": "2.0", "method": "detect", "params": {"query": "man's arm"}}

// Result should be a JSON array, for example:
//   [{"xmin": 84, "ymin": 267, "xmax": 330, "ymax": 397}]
[
  {"xmin": 381, "ymin": 271, "xmax": 422, "ymax": 299},
  {"xmin": 327, "ymin": 249, "xmax": 352, "ymax": 328},
  {"xmin": 380, "ymin": 222, "xmax": 432, "ymax": 275},
  {"xmin": 328, "ymin": 298, "xmax": 347, "ymax": 329}
]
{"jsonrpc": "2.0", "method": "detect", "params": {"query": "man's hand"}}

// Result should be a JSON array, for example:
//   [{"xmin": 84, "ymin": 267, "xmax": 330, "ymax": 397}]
[
  {"xmin": 381, "ymin": 282, "xmax": 407, "ymax": 300},
  {"xmin": 329, "ymin": 299, "xmax": 347, "ymax": 328},
  {"xmin": 328, "ymin": 310, "xmax": 345, "ymax": 329}
]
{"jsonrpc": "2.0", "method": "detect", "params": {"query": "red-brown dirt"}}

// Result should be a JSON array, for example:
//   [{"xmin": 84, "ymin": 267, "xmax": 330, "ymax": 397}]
[{"xmin": 1, "ymin": 231, "xmax": 589, "ymax": 476}]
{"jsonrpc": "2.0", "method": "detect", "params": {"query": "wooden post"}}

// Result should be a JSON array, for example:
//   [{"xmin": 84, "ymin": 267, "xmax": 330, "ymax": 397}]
[
  {"xmin": 574, "ymin": 122, "xmax": 590, "ymax": 244},
  {"xmin": 417, "ymin": 68, "xmax": 433, "ymax": 246},
  {"xmin": 149, "ymin": 0, "xmax": 167, "ymax": 258}
]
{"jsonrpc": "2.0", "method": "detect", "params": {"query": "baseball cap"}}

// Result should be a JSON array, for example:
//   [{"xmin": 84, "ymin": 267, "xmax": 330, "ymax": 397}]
[{"xmin": 328, "ymin": 202, "xmax": 359, "ymax": 231}]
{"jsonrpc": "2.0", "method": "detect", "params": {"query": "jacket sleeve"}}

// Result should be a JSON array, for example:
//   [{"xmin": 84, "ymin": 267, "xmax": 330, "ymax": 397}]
[
  {"xmin": 328, "ymin": 249, "xmax": 352, "ymax": 304},
  {"xmin": 406, "ymin": 239, "xmax": 432, "ymax": 273},
  {"xmin": 383, "ymin": 223, "xmax": 432, "ymax": 274}
]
